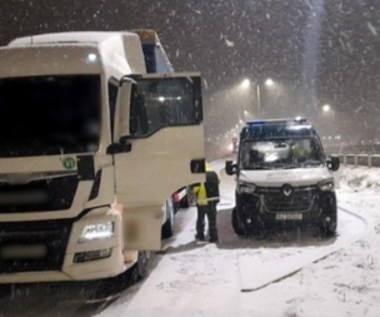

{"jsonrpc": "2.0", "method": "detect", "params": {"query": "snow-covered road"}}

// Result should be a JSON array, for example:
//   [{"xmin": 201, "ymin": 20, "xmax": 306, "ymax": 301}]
[
  {"xmin": 99, "ymin": 165, "xmax": 378, "ymax": 317},
  {"xmin": 1, "ymin": 165, "xmax": 378, "ymax": 317}
]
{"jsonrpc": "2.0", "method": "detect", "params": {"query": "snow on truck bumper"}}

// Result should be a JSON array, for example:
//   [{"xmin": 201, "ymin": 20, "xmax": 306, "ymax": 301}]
[{"xmin": 0, "ymin": 206, "xmax": 128, "ymax": 284}]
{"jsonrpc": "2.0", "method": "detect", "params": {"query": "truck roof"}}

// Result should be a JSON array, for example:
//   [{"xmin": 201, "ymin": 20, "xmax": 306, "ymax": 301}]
[
  {"xmin": 8, "ymin": 31, "xmax": 136, "ymax": 46},
  {"xmin": 7, "ymin": 30, "xmax": 173, "ymax": 75}
]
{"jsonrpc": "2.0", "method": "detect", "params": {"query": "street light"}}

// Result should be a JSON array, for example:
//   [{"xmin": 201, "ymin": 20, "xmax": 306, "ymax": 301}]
[
  {"xmin": 322, "ymin": 104, "xmax": 331, "ymax": 113},
  {"xmin": 240, "ymin": 78, "xmax": 250, "ymax": 89},
  {"xmin": 237, "ymin": 78, "xmax": 275, "ymax": 117},
  {"xmin": 257, "ymin": 78, "xmax": 275, "ymax": 117},
  {"xmin": 265, "ymin": 78, "xmax": 274, "ymax": 87}
]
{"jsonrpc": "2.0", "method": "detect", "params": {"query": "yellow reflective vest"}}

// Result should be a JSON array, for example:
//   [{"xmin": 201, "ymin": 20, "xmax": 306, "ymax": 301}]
[{"xmin": 192, "ymin": 183, "xmax": 209, "ymax": 206}]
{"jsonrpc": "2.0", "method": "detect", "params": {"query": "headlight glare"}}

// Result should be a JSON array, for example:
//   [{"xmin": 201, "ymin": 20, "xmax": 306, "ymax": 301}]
[
  {"xmin": 79, "ymin": 222, "xmax": 114, "ymax": 243},
  {"xmin": 318, "ymin": 180, "xmax": 335, "ymax": 192},
  {"xmin": 238, "ymin": 182, "xmax": 256, "ymax": 194}
]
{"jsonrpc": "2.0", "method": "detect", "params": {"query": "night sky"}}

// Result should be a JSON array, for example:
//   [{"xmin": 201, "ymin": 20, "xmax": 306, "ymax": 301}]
[{"xmin": 1, "ymin": 0, "xmax": 380, "ymax": 154}]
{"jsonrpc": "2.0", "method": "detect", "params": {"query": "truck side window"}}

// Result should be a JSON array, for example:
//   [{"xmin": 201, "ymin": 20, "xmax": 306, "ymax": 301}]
[
  {"xmin": 132, "ymin": 77, "xmax": 202, "ymax": 137},
  {"xmin": 130, "ymin": 85, "xmax": 149, "ymax": 136},
  {"xmin": 108, "ymin": 81, "xmax": 118, "ymax": 139}
]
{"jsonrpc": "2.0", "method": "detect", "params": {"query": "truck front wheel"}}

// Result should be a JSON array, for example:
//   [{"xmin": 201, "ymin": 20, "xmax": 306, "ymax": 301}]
[
  {"xmin": 131, "ymin": 251, "xmax": 150, "ymax": 283},
  {"xmin": 162, "ymin": 199, "xmax": 175, "ymax": 239}
]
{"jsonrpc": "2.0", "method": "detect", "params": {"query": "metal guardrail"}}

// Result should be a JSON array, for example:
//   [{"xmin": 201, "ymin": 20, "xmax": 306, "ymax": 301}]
[{"xmin": 335, "ymin": 154, "xmax": 380, "ymax": 168}]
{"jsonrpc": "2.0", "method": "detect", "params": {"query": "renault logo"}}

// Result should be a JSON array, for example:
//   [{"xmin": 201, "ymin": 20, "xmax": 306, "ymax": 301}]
[{"xmin": 282, "ymin": 184, "xmax": 293, "ymax": 197}]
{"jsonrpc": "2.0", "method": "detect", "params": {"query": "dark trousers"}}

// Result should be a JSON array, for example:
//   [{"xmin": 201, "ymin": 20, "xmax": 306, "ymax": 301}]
[{"xmin": 196, "ymin": 202, "xmax": 218, "ymax": 240}]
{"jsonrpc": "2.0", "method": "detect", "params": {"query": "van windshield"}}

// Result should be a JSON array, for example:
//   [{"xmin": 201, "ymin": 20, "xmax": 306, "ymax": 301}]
[
  {"xmin": 240, "ymin": 137, "xmax": 325, "ymax": 170},
  {"xmin": 0, "ymin": 75, "xmax": 101, "ymax": 157}
]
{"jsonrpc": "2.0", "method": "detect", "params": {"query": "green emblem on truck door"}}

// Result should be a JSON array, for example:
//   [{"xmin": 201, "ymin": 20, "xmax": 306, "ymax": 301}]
[{"xmin": 63, "ymin": 157, "xmax": 76, "ymax": 170}]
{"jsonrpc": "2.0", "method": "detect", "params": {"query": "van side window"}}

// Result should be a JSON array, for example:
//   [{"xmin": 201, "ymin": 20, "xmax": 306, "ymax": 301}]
[{"xmin": 108, "ymin": 81, "xmax": 118, "ymax": 139}]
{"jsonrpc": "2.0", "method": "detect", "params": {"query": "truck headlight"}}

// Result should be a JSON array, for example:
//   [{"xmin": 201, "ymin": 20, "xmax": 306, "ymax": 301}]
[
  {"xmin": 318, "ymin": 179, "xmax": 335, "ymax": 192},
  {"xmin": 78, "ymin": 222, "xmax": 114, "ymax": 243},
  {"xmin": 238, "ymin": 182, "xmax": 256, "ymax": 194}
]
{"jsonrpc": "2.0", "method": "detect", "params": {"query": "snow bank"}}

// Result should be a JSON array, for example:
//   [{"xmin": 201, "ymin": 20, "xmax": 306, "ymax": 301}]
[{"xmin": 340, "ymin": 166, "xmax": 380, "ymax": 192}]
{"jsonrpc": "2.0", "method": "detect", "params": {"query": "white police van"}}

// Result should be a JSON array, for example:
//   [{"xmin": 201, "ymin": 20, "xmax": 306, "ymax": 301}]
[{"xmin": 225, "ymin": 118, "xmax": 340, "ymax": 236}]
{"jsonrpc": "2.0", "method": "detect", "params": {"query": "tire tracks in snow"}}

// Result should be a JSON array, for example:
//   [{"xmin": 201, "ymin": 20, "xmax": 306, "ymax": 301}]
[{"xmin": 239, "ymin": 206, "xmax": 369, "ymax": 292}]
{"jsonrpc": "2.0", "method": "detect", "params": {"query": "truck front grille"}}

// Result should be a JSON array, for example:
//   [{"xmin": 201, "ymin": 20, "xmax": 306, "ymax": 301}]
[
  {"xmin": 258, "ymin": 186, "xmax": 318, "ymax": 213},
  {"xmin": 0, "ymin": 175, "xmax": 78, "ymax": 213},
  {"xmin": 0, "ymin": 219, "xmax": 72, "ymax": 273}
]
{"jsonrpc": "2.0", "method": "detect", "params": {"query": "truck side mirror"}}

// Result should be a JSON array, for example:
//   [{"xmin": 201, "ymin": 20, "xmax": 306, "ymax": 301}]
[
  {"xmin": 113, "ymin": 77, "xmax": 136, "ymax": 142},
  {"xmin": 106, "ymin": 142, "xmax": 132, "ymax": 155},
  {"xmin": 226, "ymin": 160, "xmax": 238, "ymax": 175},
  {"xmin": 327, "ymin": 156, "xmax": 340, "ymax": 172},
  {"xmin": 190, "ymin": 159, "xmax": 206, "ymax": 174}
]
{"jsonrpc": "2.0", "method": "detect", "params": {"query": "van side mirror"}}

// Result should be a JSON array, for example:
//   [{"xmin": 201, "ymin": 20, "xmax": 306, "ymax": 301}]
[
  {"xmin": 327, "ymin": 156, "xmax": 340, "ymax": 172},
  {"xmin": 226, "ymin": 160, "xmax": 238, "ymax": 175}
]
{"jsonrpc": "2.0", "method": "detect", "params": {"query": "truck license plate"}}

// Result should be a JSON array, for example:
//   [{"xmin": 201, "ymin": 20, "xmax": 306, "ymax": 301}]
[
  {"xmin": 0, "ymin": 245, "xmax": 47, "ymax": 260},
  {"xmin": 275, "ymin": 213, "xmax": 303, "ymax": 221}
]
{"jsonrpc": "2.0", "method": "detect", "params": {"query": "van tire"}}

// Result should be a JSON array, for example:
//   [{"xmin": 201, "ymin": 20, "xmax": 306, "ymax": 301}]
[
  {"xmin": 320, "ymin": 211, "xmax": 337, "ymax": 237},
  {"xmin": 232, "ymin": 208, "xmax": 247, "ymax": 236}
]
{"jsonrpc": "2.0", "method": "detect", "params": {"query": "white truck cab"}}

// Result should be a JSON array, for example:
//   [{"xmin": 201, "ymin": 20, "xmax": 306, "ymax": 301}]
[
  {"xmin": 0, "ymin": 31, "xmax": 205, "ymax": 284},
  {"xmin": 226, "ymin": 118, "xmax": 340, "ymax": 236}
]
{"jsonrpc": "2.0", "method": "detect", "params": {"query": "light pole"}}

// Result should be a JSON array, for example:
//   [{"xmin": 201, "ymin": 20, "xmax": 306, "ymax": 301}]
[
  {"xmin": 238, "ymin": 78, "xmax": 275, "ymax": 117},
  {"xmin": 256, "ymin": 83, "xmax": 261, "ymax": 117},
  {"xmin": 321, "ymin": 104, "xmax": 336, "ymax": 139},
  {"xmin": 256, "ymin": 78, "xmax": 274, "ymax": 117}
]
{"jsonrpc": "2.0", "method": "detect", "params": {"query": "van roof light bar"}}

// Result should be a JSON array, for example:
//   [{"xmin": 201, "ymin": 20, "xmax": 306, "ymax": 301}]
[{"xmin": 246, "ymin": 117, "xmax": 307, "ymax": 126}]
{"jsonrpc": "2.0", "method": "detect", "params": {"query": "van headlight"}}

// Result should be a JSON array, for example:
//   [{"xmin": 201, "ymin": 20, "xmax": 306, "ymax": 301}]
[
  {"xmin": 238, "ymin": 182, "xmax": 256, "ymax": 194},
  {"xmin": 78, "ymin": 222, "xmax": 114, "ymax": 243},
  {"xmin": 318, "ymin": 179, "xmax": 335, "ymax": 192}
]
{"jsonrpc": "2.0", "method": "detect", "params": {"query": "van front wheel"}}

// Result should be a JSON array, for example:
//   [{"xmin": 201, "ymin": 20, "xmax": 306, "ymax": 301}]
[
  {"xmin": 319, "ymin": 211, "xmax": 337, "ymax": 237},
  {"xmin": 232, "ymin": 208, "xmax": 247, "ymax": 236}
]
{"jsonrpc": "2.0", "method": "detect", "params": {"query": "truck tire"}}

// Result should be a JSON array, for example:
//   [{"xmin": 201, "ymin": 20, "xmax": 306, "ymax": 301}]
[
  {"xmin": 137, "ymin": 251, "xmax": 149, "ymax": 279},
  {"xmin": 232, "ymin": 208, "xmax": 247, "ymax": 236},
  {"xmin": 162, "ymin": 199, "xmax": 175, "ymax": 239},
  {"xmin": 179, "ymin": 186, "xmax": 196, "ymax": 209},
  {"xmin": 130, "ymin": 251, "xmax": 149, "ymax": 283},
  {"xmin": 179, "ymin": 195, "xmax": 190, "ymax": 208},
  {"xmin": 88, "ymin": 251, "xmax": 149, "ymax": 302}
]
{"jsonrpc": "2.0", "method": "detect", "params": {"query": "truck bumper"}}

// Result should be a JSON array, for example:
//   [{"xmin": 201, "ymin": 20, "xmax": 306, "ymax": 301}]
[
  {"xmin": 0, "ymin": 206, "xmax": 136, "ymax": 284},
  {"xmin": 0, "ymin": 245, "xmax": 132, "ymax": 283}
]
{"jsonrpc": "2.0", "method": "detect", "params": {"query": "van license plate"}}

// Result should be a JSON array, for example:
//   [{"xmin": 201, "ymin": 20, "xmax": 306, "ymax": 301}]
[{"xmin": 276, "ymin": 213, "xmax": 303, "ymax": 221}]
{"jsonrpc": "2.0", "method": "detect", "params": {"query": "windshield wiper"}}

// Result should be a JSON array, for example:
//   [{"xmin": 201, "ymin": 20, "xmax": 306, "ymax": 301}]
[
  {"xmin": 304, "ymin": 160, "xmax": 324, "ymax": 167},
  {"xmin": 245, "ymin": 164, "xmax": 270, "ymax": 170}
]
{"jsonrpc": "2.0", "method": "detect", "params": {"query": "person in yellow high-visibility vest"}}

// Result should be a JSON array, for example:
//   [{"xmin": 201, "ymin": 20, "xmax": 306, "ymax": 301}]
[{"xmin": 193, "ymin": 163, "xmax": 220, "ymax": 243}]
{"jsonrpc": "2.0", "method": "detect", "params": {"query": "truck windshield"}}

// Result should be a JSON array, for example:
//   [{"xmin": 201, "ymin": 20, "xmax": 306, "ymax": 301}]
[
  {"xmin": 240, "ymin": 137, "xmax": 325, "ymax": 170},
  {"xmin": 0, "ymin": 75, "xmax": 101, "ymax": 157}
]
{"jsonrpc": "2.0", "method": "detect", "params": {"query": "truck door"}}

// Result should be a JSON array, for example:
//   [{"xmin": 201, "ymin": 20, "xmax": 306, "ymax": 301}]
[{"xmin": 111, "ymin": 73, "xmax": 205, "ymax": 250}]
